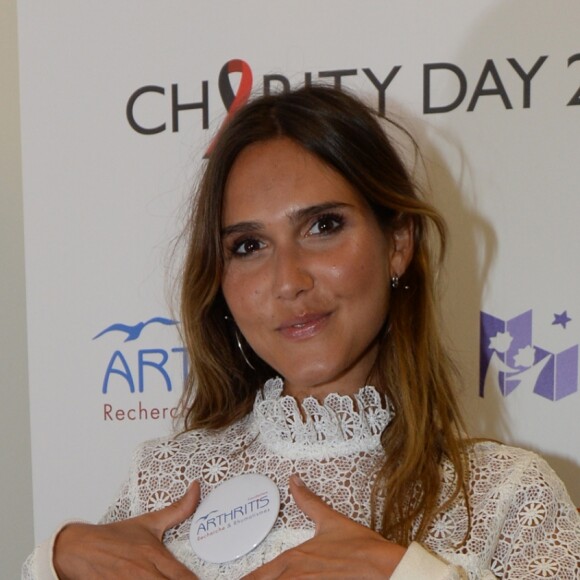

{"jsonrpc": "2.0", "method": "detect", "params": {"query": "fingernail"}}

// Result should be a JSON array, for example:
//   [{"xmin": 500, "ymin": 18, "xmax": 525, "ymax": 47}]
[{"xmin": 291, "ymin": 474, "xmax": 305, "ymax": 487}]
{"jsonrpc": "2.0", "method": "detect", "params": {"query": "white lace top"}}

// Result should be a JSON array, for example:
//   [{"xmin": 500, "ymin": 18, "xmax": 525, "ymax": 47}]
[{"xmin": 23, "ymin": 378, "xmax": 580, "ymax": 579}]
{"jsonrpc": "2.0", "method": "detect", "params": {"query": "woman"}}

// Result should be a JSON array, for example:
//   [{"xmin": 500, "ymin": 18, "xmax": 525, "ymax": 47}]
[{"xmin": 24, "ymin": 87, "xmax": 580, "ymax": 579}]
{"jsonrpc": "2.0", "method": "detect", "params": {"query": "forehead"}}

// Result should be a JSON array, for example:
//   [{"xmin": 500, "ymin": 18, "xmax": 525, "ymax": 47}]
[{"xmin": 222, "ymin": 137, "xmax": 366, "ymax": 224}]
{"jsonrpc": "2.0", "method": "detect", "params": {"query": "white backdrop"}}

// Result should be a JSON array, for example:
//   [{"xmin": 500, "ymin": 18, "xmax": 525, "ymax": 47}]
[{"xmin": 18, "ymin": 0, "xmax": 580, "ymax": 542}]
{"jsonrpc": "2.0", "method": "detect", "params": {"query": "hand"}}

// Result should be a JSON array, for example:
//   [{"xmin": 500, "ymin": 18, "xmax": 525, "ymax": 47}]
[
  {"xmin": 243, "ymin": 475, "xmax": 406, "ymax": 580},
  {"xmin": 53, "ymin": 480, "xmax": 201, "ymax": 579}
]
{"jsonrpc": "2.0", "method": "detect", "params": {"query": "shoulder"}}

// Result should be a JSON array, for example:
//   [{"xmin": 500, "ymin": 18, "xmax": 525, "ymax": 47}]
[
  {"xmin": 130, "ymin": 415, "xmax": 256, "ymax": 474},
  {"xmin": 101, "ymin": 417, "xmax": 256, "ymax": 522},
  {"xmin": 464, "ymin": 440, "xmax": 576, "ymax": 513},
  {"xmin": 467, "ymin": 439, "xmax": 539, "ymax": 470},
  {"xmin": 426, "ymin": 440, "xmax": 579, "ymax": 567},
  {"xmin": 132, "ymin": 431, "xmax": 204, "ymax": 461},
  {"xmin": 466, "ymin": 440, "xmax": 560, "ymax": 482},
  {"xmin": 453, "ymin": 443, "xmax": 580, "ymax": 577}
]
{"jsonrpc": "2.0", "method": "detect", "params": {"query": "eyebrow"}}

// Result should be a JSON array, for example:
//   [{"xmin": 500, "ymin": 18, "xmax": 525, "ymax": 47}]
[{"xmin": 221, "ymin": 201, "xmax": 351, "ymax": 238}]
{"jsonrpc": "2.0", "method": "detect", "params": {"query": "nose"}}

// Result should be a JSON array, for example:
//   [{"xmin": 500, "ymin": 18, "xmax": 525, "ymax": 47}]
[{"xmin": 272, "ymin": 245, "xmax": 314, "ymax": 300}]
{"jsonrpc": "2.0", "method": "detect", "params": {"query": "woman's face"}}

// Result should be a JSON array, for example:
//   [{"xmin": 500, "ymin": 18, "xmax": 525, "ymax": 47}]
[{"xmin": 221, "ymin": 137, "xmax": 411, "ymax": 400}]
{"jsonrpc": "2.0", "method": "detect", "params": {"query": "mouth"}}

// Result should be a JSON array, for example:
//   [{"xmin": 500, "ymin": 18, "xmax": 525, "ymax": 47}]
[{"xmin": 276, "ymin": 312, "xmax": 332, "ymax": 340}]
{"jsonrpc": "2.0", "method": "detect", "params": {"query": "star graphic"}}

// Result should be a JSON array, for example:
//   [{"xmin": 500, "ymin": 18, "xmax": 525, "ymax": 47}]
[{"xmin": 552, "ymin": 311, "xmax": 572, "ymax": 329}]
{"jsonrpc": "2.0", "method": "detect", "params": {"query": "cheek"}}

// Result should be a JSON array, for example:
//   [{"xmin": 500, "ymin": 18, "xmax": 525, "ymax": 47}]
[
  {"xmin": 222, "ymin": 268, "xmax": 268, "ymax": 325},
  {"xmin": 327, "ymin": 240, "xmax": 389, "ymax": 299},
  {"xmin": 349, "ymin": 252, "xmax": 390, "ymax": 332}
]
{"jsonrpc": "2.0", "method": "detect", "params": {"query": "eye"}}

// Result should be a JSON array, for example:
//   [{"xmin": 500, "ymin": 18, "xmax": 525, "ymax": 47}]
[
  {"xmin": 230, "ymin": 237, "xmax": 265, "ymax": 257},
  {"xmin": 308, "ymin": 213, "xmax": 345, "ymax": 236}
]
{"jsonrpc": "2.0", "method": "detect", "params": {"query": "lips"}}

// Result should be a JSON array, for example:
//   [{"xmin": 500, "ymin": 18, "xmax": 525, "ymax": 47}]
[{"xmin": 276, "ymin": 312, "xmax": 331, "ymax": 340}]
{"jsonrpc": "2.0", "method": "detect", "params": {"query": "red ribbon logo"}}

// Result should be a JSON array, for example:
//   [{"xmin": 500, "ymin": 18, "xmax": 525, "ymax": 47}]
[{"xmin": 205, "ymin": 59, "xmax": 253, "ymax": 158}]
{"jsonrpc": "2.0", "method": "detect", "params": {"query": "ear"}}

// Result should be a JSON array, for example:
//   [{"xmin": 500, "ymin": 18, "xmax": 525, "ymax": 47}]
[{"xmin": 388, "ymin": 219, "xmax": 413, "ymax": 278}]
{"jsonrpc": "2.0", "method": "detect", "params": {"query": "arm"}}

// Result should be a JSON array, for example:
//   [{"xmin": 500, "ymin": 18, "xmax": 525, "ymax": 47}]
[
  {"xmin": 490, "ymin": 454, "xmax": 580, "ymax": 577},
  {"xmin": 22, "ymin": 523, "xmax": 82, "ymax": 580},
  {"xmin": 53, "ymin": 482, "xmax": 200, "ymax": 580},
  {"xmin": 22, "ymin": 483, "xmax": 200, "ymax": 580},
  {"xmin": 22, "ymin": 437, "xmax": 202, "ymax": 580}
]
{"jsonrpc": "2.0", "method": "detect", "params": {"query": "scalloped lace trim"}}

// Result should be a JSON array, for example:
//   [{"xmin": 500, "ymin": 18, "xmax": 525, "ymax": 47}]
[{"xmin": 253, "ymin": 377, "xmax": 393, "ymax": 458}]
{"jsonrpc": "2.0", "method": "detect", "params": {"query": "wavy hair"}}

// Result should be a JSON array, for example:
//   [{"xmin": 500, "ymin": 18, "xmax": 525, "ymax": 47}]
[{"xmin": 178, "ymin": 85, "xmax": 469, "ymax": 545}]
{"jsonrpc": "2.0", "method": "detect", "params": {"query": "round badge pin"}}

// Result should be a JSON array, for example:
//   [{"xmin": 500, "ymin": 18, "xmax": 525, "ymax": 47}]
[{"xmin": 189, "ymin": 474, "xmax": 280, "ymax": 564}]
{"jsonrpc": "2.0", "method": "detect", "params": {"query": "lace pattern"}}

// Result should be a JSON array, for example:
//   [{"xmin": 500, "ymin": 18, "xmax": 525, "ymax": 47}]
[{"xmin": 23, "ymin": 380, "xmax": 580, "ymax": 579}]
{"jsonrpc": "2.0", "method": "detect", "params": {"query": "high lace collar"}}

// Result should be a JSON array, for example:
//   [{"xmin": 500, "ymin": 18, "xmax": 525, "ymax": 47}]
[{"xmin": 252, "ymin": 377, "xmax": 393, "ymax": 459}]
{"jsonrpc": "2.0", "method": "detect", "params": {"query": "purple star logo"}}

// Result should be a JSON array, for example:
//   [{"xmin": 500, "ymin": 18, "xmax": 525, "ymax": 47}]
[{"xmin": 552, "ymin": 311, "xmax": 572, "ymax": 329}]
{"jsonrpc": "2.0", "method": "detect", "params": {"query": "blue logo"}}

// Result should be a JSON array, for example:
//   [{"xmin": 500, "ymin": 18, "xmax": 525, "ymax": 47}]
[
  {"xmin": 195, "ymin": 492, "xmax": 271, "ymax": 535},
  {"xmin": 93, "ymin": 317, "xmax": 178, "ymax": 342},
  {"xmin": 480, "ymin": 309, "xmax": 578, "ymax": 401},
  {"xmin": 93, "ymin": 317, "xmax": 186, "ymax": 395},
  {"xmin": 93, "ymin": 316, "xmax": 187, "ymax": 422}
]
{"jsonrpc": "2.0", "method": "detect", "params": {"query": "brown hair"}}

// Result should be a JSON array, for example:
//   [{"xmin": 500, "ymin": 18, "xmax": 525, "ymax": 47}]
[{"xmin": 178, "ymin": 86, "xmax": 469, "ymax": 545}]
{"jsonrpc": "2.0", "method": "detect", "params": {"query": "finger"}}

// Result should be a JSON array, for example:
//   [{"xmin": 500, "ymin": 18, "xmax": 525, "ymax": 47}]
[
  {"xmin": 147, "ymin": 480, "xmax": 201, "ymax": 535},
  {"xmin": 289, "ymin": 474, "xmax": 339, "ymax": 530}
]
